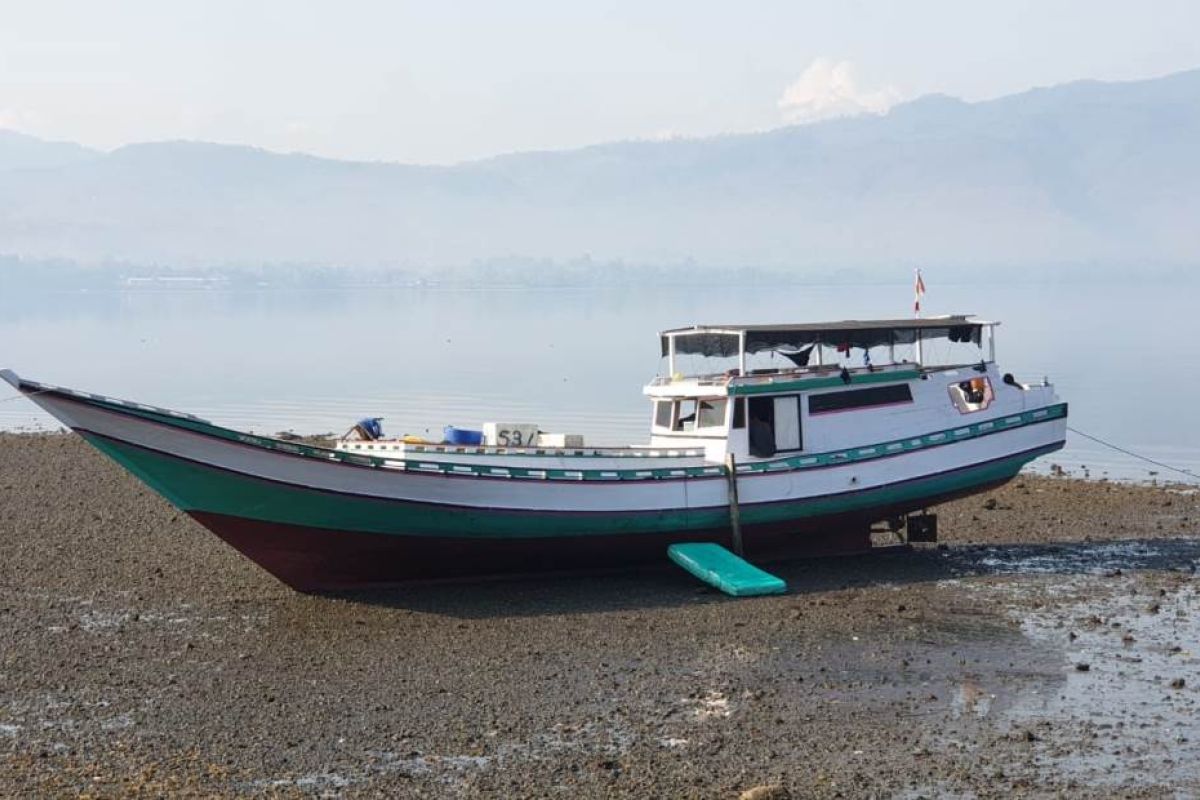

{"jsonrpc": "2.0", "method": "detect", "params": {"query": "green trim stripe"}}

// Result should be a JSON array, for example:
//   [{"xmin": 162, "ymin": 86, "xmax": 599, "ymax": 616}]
[{"xmin": 83, "ymin": 433, "xmax": 1052, "ymax": 538}]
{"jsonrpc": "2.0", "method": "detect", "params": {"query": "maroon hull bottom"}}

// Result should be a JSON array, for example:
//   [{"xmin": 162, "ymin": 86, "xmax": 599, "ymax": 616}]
[
  {"xmin": 189, "ymin": 511, "xmax": 876, "ymax": 592},
  {"xmin": 188, "ymin": 475, "xmax": 1014, "ymax": 592}
]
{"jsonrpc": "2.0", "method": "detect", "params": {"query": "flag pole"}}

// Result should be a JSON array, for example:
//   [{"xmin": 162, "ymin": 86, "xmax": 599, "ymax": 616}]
[
  {"xmin": 913, "ymin": 268, "xmax": 925, "ymax": 364},
  {"xmin": 913, "ymin": 267, "xmax": 924, "ymax": 319}
]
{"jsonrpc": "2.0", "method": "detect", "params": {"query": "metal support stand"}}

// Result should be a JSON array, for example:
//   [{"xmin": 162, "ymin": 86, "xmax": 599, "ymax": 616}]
[{"xmin": 906, "ymin": 512, "xmax": 938, "ymax": 543}]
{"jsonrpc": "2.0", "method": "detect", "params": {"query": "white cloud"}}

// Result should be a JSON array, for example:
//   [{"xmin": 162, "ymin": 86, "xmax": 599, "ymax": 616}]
[{"xmin": 777, "ymin": 58, "xmax": 901, "ymax": 124}]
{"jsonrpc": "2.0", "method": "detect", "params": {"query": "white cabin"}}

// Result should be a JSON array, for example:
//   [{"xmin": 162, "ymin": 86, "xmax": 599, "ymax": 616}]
[{"xmin": 644, "ymin": 316, "xmax": 1058, "ymax": 463}]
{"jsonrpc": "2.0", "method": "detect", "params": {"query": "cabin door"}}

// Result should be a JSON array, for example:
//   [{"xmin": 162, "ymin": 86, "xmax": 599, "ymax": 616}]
[{"xmin": 748, "ymin": 395, "xmax": 802, "ymax": 456}]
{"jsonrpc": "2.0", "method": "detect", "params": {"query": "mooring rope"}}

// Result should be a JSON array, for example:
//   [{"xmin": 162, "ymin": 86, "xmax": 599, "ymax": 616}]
[
  {"xmin": 0, "ymin": 388, "xmax": 54, "ymax": 404},
  {"xmin": 1068, "ymin": 425, "xmax": 1199, "ymax": 483}
]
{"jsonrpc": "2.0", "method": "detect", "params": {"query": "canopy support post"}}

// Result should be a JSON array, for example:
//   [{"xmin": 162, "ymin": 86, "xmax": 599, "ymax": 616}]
[
  {"xmin": 738, "ymin": 331, "xmax": 747, "ymax": 375},
  {"xmin": 668, "ymin": 335, "xmax": 677, "ymax": 378},
  {"xmin": 987, "ymin": 325, "xmax": 996, "ymax": 363},
  {"xmin": 915, "ymin": 331, "xmax": 924, "ymax": 366}
]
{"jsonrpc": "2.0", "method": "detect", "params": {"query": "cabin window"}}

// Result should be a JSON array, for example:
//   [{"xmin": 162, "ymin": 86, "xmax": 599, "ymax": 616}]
[
  {"xmin": 697, "ymin": 399, "xmax": 727, "ymax": 429},
  {"xmin": 674, "ymin": 399, "xmax": 698, "ymax": 431},
  {"xmin": 655, "ymin": 397, "xmax": 729, "ymax": 433},
  {"xmin": 808, "ymin": 384, "xmax": 914, "ymax": 415},
  {"xmin": 732, "ymin": 398, "xmax": 746, "ymax": 429},
  {"xmin": 949, "ymin": 377, "xmax": 994, "ymax": 413},
  {"xmin": 653, "ymin": 400, "xmax": 674, "ymax": 429}
]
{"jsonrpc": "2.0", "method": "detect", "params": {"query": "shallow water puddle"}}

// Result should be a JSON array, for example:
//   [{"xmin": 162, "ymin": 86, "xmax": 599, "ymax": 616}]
[
  {"xmin": 959, "ymin": 571, "xmax": 1200, "ymax": 789},
  {"xmin": 950, "ymin": 677, "xmax": 993, "ymax": 719},
  {"xmin": 948, "ymin": 537, "xmax": 1200, "ymax": 577}
]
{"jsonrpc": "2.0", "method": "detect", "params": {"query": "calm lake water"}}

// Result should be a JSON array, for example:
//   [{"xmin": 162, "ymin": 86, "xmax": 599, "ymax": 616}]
[{"xmin": 2, "ymin": 280, "xmax": 1197, "ymax": 483}]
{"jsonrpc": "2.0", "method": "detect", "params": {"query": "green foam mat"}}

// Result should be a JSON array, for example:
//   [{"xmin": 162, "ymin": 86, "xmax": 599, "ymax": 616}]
[{"xmin": 667, "ymin": 542, "xmax": 787, "ymax": 597}]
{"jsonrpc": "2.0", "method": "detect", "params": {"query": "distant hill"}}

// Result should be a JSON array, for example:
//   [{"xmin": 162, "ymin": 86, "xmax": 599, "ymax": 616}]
[
  {"xmin": 1, "ymin": 68, "xmax": 1197, "ymax": 275},
  {"xmin": 0, "ymin": 129, "xmax": 100, "ymax": 172}
]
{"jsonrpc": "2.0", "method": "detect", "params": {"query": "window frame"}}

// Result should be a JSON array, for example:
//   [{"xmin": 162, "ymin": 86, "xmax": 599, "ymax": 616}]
[
  {"xmin": 948, "ymin": 376, "xmax": 994, "ymax": 414},
  {"xmin": 651, "ymin": 396, "xmax": 732, "ymax": 436},
  {"xmin": 696, "ymin": 398, "xmax": 728, "ymax": 430},
  {"xmin": 653, "ymin": 399, "xmax": 675, "ymax": 430}
]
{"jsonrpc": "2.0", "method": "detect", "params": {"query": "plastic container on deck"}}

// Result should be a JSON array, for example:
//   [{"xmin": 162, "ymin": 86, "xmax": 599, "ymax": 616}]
[{"xmin": 443, "ymin": 426, "xmax": 483, "ymax": 446}]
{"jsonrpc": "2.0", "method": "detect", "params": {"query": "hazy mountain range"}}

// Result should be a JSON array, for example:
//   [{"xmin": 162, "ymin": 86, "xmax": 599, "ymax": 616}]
[{"xmin": 1, "ymin": 68, "xmax": 1197, "ymax": 277}]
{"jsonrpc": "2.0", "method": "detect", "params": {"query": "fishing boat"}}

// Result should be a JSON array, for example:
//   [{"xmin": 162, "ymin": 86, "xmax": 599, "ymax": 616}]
[{"xmin": 2, "ymin": 315, "xmax": 1066, "ymax": 592}]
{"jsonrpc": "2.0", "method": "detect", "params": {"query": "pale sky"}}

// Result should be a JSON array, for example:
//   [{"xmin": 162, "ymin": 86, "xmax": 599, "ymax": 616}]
[{"xmin": 1, "ymin": 0, "xmax": 1198, "ymax": 164}]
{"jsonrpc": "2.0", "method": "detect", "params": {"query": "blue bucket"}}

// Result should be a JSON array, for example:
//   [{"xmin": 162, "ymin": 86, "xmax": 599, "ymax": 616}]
[{"xmin": 443, "ymin": 426, "xmax": 483, "ymax": 446}]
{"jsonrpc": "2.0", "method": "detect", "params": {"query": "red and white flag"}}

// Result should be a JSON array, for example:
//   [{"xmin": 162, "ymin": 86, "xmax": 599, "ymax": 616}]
[{"xmin": 913, "ymin": 269, "xmax": 926, "ymax": 317}]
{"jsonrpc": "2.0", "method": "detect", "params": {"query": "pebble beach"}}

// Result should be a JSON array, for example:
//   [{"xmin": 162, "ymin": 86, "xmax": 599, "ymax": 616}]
[{"xmin": 2, "ymin": 432, "xmax": 1198, "ymax": 798}]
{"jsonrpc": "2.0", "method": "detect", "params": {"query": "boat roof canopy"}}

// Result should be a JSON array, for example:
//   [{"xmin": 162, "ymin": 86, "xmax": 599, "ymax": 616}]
[{"xmin": 660, "ymin": 315, "xmax": 993, "ymax": 358}]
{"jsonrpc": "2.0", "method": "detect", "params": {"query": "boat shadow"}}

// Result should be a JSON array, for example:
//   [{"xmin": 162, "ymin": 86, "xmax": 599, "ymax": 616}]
[{"xmin": 325, "ymin": 536, "xmax": 1200, "ymax": 619}]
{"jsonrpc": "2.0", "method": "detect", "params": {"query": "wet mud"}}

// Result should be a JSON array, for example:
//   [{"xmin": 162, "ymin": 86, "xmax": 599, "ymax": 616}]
[{"xmin": 1, "ymin": 433, "xmax": 1198, "ymax": 798}]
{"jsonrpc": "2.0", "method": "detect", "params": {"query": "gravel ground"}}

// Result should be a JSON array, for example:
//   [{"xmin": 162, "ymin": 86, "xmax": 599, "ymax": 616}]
[{"xmin": 1, "ymin": 432, "xmax": 1198, "ymax": 799}]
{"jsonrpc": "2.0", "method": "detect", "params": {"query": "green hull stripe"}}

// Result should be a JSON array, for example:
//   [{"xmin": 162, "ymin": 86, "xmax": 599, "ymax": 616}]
[
  {"xmin": 728, "ymin": 368, "xmax": 921, "ymax": 396},
  {"xmin": 82, "ymin": 433, "xmax": 1049, "ymax": 539}
]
